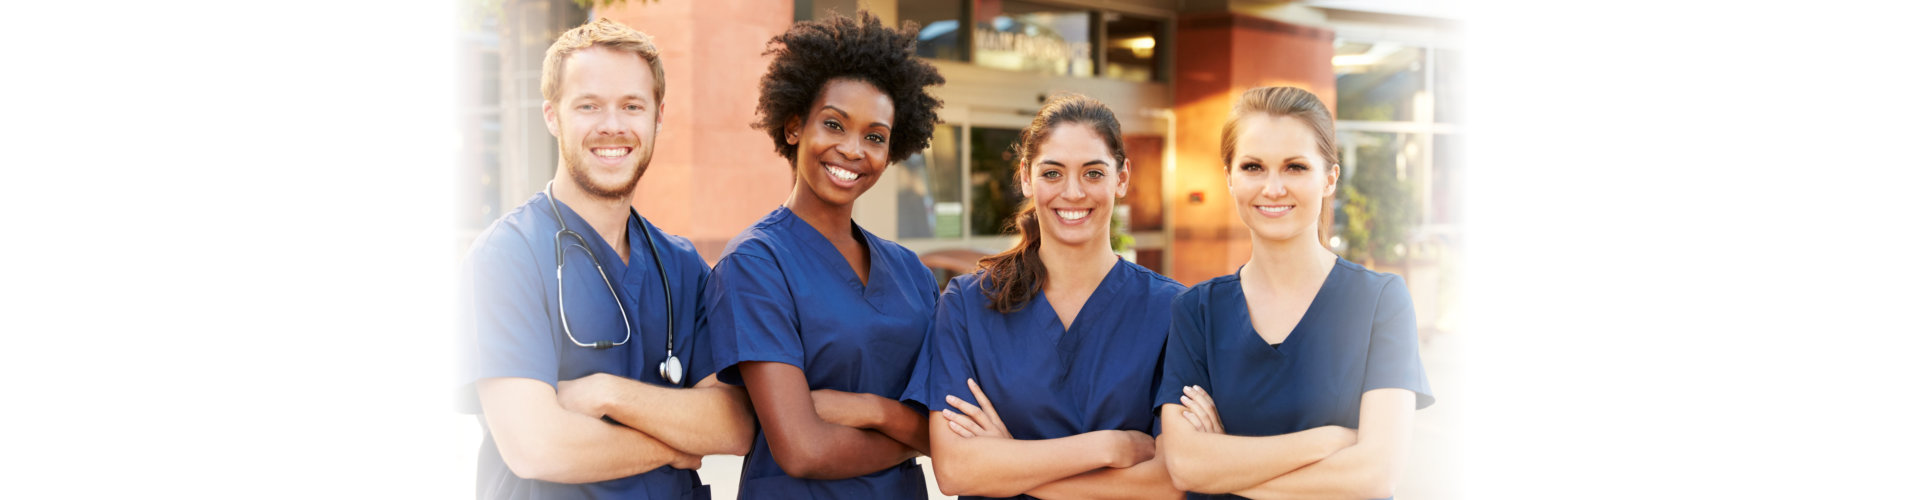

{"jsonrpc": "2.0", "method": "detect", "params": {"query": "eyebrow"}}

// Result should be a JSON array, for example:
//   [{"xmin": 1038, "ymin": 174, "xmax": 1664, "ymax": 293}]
[
  {"xmin": 1238, "ymin": 155, "xmax": 1306, "ymax": 163},
  {"xmin": 571, "ymin": 93, "xmax": 649, "ymax": 104},
  {"xmin": 821, "ymin": 105, "xmax": 891, "ymax": 129},
  {"xmin": 1038, "ymin": 158, "xmax": 1114, "ymax": 167}
]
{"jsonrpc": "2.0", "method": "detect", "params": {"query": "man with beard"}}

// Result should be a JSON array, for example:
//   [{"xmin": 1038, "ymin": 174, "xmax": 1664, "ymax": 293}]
[{"xmin": 457, "ymin": 19, "xmax": 753, "ymax": 500}]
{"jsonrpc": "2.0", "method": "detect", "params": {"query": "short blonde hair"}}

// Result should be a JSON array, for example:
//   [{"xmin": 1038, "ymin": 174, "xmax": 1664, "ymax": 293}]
[{"xmin": 541, "ymin": 18, "xmax": 665, "ymax": 104}]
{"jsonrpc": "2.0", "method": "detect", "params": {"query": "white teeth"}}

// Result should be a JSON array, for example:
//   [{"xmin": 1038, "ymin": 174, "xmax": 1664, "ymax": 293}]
[
  {"xmin": 826, "ymin": 165, "xmax": 859, "ymax": 181},
  {"xmin": 1057, "ymin": 209, "xmax": 1090, "ymax": 221},
  {"xmin": 593, "ymin": 148, "xmax": 628, "ymax": 158},
  {"xmin": 1257, "ymin": 205, "xmax": 1292, "ymax": 214}
]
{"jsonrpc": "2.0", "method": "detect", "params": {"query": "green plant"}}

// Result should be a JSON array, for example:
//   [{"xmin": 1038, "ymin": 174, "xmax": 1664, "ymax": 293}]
[{"xmin": 1336, "ymin": 135, "xmax": 1417, "ymax": 265}]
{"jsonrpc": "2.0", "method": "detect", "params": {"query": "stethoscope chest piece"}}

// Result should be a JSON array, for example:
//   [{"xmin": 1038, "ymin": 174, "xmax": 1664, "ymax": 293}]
[{"xmin": 659, "ymin": 355, "xmax": 683, "ymax": 385}]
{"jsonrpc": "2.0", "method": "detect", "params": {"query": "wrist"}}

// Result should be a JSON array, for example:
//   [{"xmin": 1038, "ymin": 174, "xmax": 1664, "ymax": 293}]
[{"xmin": 1101, "ymin": 430, "xmax": 1127, "ymax": 468}]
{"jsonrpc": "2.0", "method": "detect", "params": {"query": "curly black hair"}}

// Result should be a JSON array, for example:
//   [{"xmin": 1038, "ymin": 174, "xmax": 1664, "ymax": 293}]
[{"xmin": 752, "ymin": 10, "xmax": 945, "ymax": 165}]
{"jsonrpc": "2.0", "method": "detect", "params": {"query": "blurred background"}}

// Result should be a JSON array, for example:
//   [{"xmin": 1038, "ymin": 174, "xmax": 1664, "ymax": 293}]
[{"xmin": 454, "ymin": 0, "xmax": 1464, "ymax": 498}]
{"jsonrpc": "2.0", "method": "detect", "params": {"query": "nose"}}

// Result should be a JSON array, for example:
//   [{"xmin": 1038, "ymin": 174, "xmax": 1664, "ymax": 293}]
[
  {"xmin": 1062, "ymin": 176, "xmax": 1089, "ymax": 201},
  {"xmin": 593, "ymin": 111, "xmax": 630, "ymax": 138},
  {"xmin": 1260, "ymin": 174, "xmax": 1287, "ymax": 199},
  {"xmin": 835, "ymin": 133, "xmax": 865, "ymax": 161}
]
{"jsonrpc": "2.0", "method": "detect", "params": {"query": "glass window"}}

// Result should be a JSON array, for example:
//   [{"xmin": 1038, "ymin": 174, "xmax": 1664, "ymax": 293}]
[
  {"xmin": 1332, "ymin": 131, "xmax": 1422, "ymax": 262},
  {"xmin": 897, "ymin": 126, "xmax": 963, "ymax": 238},
  {"xmin": 1334, "ymin": 40, "xmax": 1426, "ymax": 121},
  {"xmin": 1433, "ymin": 48, "xmax": 1464, "ymax": 124},
  {"xmin": 972, "ymin": 0, "xmax": 1095, "ymax": 77},
  {"xmin": 968, "ymin": 126, "xmax": 1025, "ymax": 236},
  {"xmin": 901, "ymin": 0, "xmax": 967, "ymax": 61},
  {"xmin": 1103, "ymin": 13, "xmax": 1165, "ymax": 83}
]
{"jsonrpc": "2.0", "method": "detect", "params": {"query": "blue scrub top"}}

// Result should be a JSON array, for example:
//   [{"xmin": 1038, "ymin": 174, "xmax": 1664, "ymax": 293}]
[
  {"xmin": 1154, "ymin": 258, "xmax": 1433, "ymax": 500},
  {"xmin": 703, "ymin": 206, "xmax": 936, "ymax": 500},
  {"xmin": 907, "ymin": 259, "xmax": 1186, "ymax": 500},
  {"xmin": 457, "ymin": 190, "xmax": 715, "ymax": 500}
]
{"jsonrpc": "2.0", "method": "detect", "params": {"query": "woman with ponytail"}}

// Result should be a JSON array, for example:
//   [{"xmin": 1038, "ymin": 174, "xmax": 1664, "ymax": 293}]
[
  {"xmin": 1154, "ymin": 86, "xmax": 1433, "ymax": 499},
  {"xmin": 905, "ymin": 93, "xmax": 1186, "ymax": 499}
]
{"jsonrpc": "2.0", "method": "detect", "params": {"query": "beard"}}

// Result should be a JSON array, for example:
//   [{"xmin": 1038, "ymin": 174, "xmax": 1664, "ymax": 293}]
[{"xmin": 560, "ymin": 138, "xmax": 653, "ymax": 200}]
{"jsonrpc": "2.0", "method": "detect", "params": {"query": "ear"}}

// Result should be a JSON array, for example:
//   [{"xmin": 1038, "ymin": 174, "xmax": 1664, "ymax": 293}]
[
  {"xmin": 1019, "ymin": 165, "xmax": 1034, "ymax": 198},
  {"xmin": 1324, "ymin": 163, "xmax": 1341, "ymax": 198},
  {"xmin": 783, "ymin": 115, "xmax": 803, "ymax": 145},
  {"xmin": 542, "ymin": 101, "xmax": 560, "ymax": 137},
  {"xmin": 1115, "ymin": 158, "xmax": 1133, "ymax": 197},
  {"xmin": 654, "ymin": 100, "xmax": 667, "ymax": 133}
]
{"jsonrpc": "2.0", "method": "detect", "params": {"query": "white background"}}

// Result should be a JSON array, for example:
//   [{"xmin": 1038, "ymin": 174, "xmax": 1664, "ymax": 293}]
[{"xmin": 2, "ymin": 1, "xmax": 1917, "ymax": 498}]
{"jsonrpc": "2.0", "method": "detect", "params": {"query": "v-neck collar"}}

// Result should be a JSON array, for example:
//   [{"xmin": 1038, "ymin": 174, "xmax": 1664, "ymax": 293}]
[
  {"xmin": 1037, "ymin": 258, "xmax": 1128, "ymax": 340},
  {"xmin": 1235, "ymin": 259, "xmax": 1341, "ymax": 351},
  {"xmin": 545, "ymin": 192, "xmax": 662, "ymax": 285},
  {"xmin": 778, "ymin": 206, "xmax": 884, "ymax": 296}
]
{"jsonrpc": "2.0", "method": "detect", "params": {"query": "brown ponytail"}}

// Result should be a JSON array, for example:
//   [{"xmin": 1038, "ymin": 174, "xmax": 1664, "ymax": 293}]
[{"xmin": 977, "ymin": 93, "xmax": 1126, "ymax": 313}]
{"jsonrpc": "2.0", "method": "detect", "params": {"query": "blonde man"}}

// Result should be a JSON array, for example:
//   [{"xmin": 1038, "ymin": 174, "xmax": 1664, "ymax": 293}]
[{"xmin": 458, "ymin": 18, "xmax": 753, "ymax": 500}]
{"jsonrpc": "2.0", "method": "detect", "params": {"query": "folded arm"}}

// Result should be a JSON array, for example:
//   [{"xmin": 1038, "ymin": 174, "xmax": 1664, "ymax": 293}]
[
  {"xmin": 1025, "ymin": 455, "xmax": 1184, "ymax": 500},
  {"xmin": 931, "ymin": 379, "xmax": 1175, "ymax": 499},
  {"xmin": 929, "ymin": 411, "xmax": 1136, "ymax": 497},
  {"xmin": 476, "ymin": 377, "xmax": 699, "ymax": 484},
  {"xmin": 1158, "ymin": 402, "xmax": 1355, "ymax": 493},
  {"xmin": 739, "ymin": 361, "xmax": 920, "ymax": 479},
  {"xmin": 558, "ymin": 372, "xmax": 755, "ymax": 456},
  {"xmin": 1228, "ymin": 389, "xmax": 1417, "ymax": 500}
]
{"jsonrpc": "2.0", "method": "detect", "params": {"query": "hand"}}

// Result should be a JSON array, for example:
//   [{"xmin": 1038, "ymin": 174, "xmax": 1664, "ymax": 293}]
[
  {"xmin": 1179, "ymin": 385, "xmax": 1224, "ymax": 434},
  {"xmin": 667, "ymin": 449, "xmax": 704, "ymax": 470},
  {"xmin": 1106, "ymin": 429, "xmax": 1156, "ymax": 468},
  {"xmin": 811, "ymin": 388, "xmax": 879, "ymax": 429},
  {"xmin": 556, "ymin": 372, "xmax": 616, "ymax": 418},
  {"xmin": 941, "ymin": 378, "xmax": 1011, "ymax": 439}
]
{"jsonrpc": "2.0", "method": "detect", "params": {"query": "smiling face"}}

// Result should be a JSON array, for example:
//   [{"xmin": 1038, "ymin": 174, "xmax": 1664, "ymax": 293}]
[
  {"xmin": 782, "ymin": 78, "xmax": 895, "ymax": 211},
  {"xmin": 1023, "ymin": 122, "xmax": 1129, "ymax": 250},
  {"xmin": 1227, "ymin": 113, "xmax": 1339, "ymax": 243},
  {"xmin": 543, "ymin": 45, "xmax": 662, "ymax": 200}
]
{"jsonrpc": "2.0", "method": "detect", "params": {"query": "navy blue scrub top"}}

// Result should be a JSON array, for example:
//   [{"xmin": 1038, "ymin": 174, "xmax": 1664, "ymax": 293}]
[
  {"xmin": 703, "ymin": 206, "xmax": 936, "ymax": 500},
  {"xmin": 457, "ymin": 190, "xmax": 715, "ymax": 500},
  {"xmin": 907, "ymin": 259, "xmax": 1186, "ymax": 500},
  {"xmin": 1154, "ymin": 258, "xmax": 1433, "ymax": 500}
]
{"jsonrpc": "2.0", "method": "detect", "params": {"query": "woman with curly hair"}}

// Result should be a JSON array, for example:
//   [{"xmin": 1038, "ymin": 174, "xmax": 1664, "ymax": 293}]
[{"xmin": 700, "ymin": 10, "xmax": 945, "ymax": 499}]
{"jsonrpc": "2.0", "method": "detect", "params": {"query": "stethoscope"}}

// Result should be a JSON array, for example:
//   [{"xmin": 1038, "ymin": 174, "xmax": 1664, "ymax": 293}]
[{"xmin": 544, "ymin": 181, "xmax": 683, "ymax": 386}]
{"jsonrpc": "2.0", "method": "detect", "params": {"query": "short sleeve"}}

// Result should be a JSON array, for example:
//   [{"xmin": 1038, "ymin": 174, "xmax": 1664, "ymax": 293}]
[
  {"xmin": 1153, "ymin": 287, "xmax": 1212, "ymax": 414},
  {"xmin": 681, "ymin": 253, "xmax": 719, "ymax": 385},
  {"xmin": 1362, "ymin": 275, "xmax": 1435, "ymax": 409},
  {"xmin": 456, "ymin": 234, "xmax": 559, "ymax": 414},
  {"xmin": 910, "ymin": 279, "xmax": 978, "ymax": 413},
  {"xmin": 702, "ymin": 249, "xmax": 804, "ymax": 386}
]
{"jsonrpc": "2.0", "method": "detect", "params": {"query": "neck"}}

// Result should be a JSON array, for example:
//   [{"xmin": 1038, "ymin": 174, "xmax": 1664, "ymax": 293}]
[
  {"xmin": 785, "ymin": 186, "xmax": 855, "ymax": 241},
  {"xmin": 1244, "ymin": 228, "xmax": 1335, "ymax": 290},
  {"xmin": 551, "ymin": 176, "xmax": 633, "ymax": 254},
  {"xmin": 1037, "ymin": 233, "xmax": 1119, "ymax": 292}
]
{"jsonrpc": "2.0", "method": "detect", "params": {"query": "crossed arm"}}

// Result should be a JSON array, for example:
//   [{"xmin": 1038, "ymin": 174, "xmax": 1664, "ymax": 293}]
[
  {"xmin": 1160, "ymin": 386, "xmax": 1415, "ymax": 499},
  {"xmin": 738, "ymin": 361, "xmax": 931, "ymax": 479},
  {"xmin": 929, "ymin": 379, "xmax": 1182, "ymax": 499},
  {"xmin": 476, "ymin": 377, "xmax": 709, "ymax": 484},
  {"xmin": 556, "ymin": 372, "xmax": 756, "ymax": 456}
]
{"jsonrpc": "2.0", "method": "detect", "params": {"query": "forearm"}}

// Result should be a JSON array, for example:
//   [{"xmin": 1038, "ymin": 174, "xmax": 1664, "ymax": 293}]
[
  {"xmin": 1230, "ymin": 390, "xmax": 1417, "ymax": 500},
  {"xmin": 867, "ymin": 398, "xmax": 931, "ymax": 454},
  {"xmin": 596, "ymin": 377, "xmax": 755, "ymax": 456},
  {"xmin": 1230, "ymin": 443, "xmax": 1392, "ymax": 500},
  {"xmin": 771, "ymin": 419, "xmax": 920, "ymax": 479},
  {"xmin": 1160, "ymin": 405, "xmax": 1344, "ymax": 493},
  {"xmin": 479, "ymin": 379, "xmax": 689, "ymax": 484},
  {"xmin": 931, "ymin": 426, "xmax": 1118, "ymax": 497},
  {"xmin": 1026, "ymin": 456, "xmax": 1183, "ymax": 500}
]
